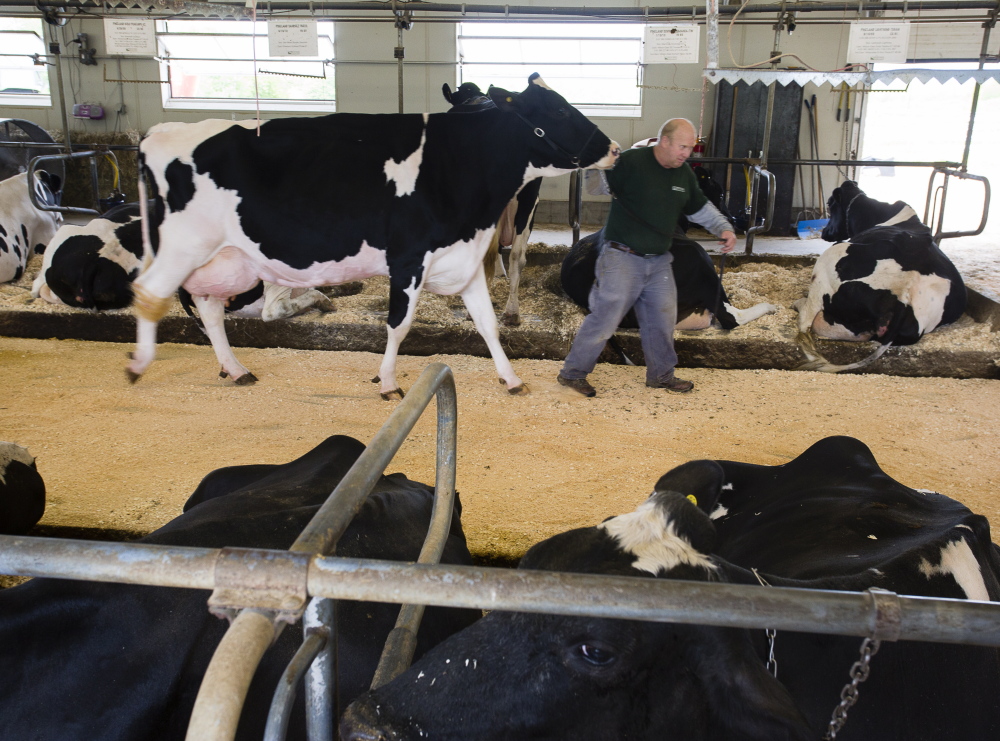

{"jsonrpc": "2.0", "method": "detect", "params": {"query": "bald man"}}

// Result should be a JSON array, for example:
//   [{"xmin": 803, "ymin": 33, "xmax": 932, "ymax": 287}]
[{"xmin": 557, "ymin": 118, "xmax": 737, "ymax": 398}]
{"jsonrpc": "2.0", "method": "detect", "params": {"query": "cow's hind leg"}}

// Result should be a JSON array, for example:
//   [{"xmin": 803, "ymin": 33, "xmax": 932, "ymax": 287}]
[
  {"xmin": 500, "ymin": 232, "xmax": 529, "ymax": 326},
  {"xmin": 374, "ymin": 275, "xmax": 427, "ymax": 400},
  {"xmin": 462, "ymin": 265, "xmax": 526, "ymax": 395},
  {"xmin": 191, "ymin": 294, "xmax": 258, "ymax": 384}
]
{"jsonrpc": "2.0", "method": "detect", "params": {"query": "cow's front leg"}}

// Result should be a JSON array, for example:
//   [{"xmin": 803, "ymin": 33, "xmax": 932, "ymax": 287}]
[
  {"xmin": 375, "ymin": 276, "xmax": 424, "ymax": 400},
  {"xmin": 191, "ymin": 294, "xmax": 258, "ymax": 384},
  {"xmin": 462, "ymin": 266, "xmax": 526, "ymax": 395}
]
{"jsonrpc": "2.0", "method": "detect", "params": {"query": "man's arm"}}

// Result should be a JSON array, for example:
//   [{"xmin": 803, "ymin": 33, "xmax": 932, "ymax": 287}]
[{"xmin": 686, "ymin": 201, "xmax": 737, "ymax": 253}]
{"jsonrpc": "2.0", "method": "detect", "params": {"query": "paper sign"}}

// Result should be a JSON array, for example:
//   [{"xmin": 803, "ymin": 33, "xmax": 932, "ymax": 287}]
[
  {"xmin": 267, "ymin": 20, "xmax": 319, "ymax": 57},
  {"xmin": 103, "ymin": 18, "xmax": 156, "ymax": 57},
  {"xmin": 847, "ymin": 21, "xmax": 911, "ymax": 64},
  {"xmin": 643, "ymin": 24, "xmax": 700, "ymax": 64}
]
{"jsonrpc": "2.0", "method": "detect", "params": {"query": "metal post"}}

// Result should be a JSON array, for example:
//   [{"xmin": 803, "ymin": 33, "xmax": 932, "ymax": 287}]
[
  {"xmin": 47, "ymin": 23, "xmax": 72, "ymax": 154},
  {"xmin": 303, "ymin": 598, "xmax": 337, "ymax": 741},
  {"xmin": 705, "ymin": 0, "xmax": 720, "ymax": 69},
  {"xmin": 960, "ymin": 14, "xmax": 994, "ymax": 170}
]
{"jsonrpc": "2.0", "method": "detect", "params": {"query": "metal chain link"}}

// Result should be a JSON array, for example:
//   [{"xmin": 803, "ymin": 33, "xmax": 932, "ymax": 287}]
[
  {"xmin": 751, "ymin": 568, "xmax": 778, "ymax": 678},
  {"xmin": 824, "ymin": 637, "xmax": 882, "ymax": 740}
]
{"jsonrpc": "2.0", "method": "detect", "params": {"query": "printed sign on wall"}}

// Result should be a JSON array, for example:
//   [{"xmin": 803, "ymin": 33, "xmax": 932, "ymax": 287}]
[
  {"xmin": 643, "ymin": 24, "xmax": 700, "ymax": 64},
  {"xmin": 103, "ymin": 18, "xmax": 156, "ymax": 56},
  {"xmin": 847, "ymin": 21, "xmax": 911, "ymax": 63},
  {"xmin": 267, "ymin": 20, "xmax": 319, "ymax": 57}
]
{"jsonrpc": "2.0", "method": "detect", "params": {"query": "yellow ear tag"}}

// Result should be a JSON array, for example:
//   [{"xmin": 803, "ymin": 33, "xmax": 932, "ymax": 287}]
[
  {"xmin": 686, "ymin": 494, "xmax": 698, "ymax": 506},
  {"xmin": 506, "ymin": 97, "xmax": 513, "ymax": 103}
]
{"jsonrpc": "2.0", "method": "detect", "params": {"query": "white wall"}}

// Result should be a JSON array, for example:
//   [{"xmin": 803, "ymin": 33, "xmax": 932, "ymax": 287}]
[{"xmin": 0, "ymin": 6, "xmax": 986, "ymax": 213}]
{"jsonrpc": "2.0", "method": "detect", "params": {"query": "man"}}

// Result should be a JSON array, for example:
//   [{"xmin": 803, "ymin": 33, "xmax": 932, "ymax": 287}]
[{"xmin": 557, "ymin": 118, "xmax": 737, "ymax": 398}]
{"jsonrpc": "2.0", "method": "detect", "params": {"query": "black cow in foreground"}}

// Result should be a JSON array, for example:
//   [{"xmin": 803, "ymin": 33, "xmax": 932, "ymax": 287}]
[
  {"xmin": 129, "ymin": 75, "xmax": 619, "ymax": 399},
  {"xmin": 561, "ymin": 228, "xmax": 777, "ymax": 332},
  {"xmin": 342, "ymin": 436, "xmax": 1000, "ymax": 740},
  {"xmin": 0, "ymin": 441, "xmax": 45, "ymax": 535},
  {"xmin": 796, "ymin": 180, "xmax": 966, "ymax": 372},
  {"xmin": 0, "ymin": 434, "xmax": 480, "ymax": 741}
]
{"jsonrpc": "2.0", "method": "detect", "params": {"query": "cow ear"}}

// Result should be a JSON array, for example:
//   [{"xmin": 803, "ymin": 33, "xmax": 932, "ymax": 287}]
[
  {"xmin": 683, "ymin": 629, "xmax": 813, "ymax": 741},
  {"xmin": 441, "ymin": 83, "xmax": 455, "ymax": 104},
  {"xmin": 527, "ymin": 72, "xmax": 550, "ymax": 89},
  {"xmin": 487, "ymin": 85, "xmax": 520, "ymax": 111},
  {"xmin": 653, "ymin": 460, "xmax": 725, "ymax": 518}
]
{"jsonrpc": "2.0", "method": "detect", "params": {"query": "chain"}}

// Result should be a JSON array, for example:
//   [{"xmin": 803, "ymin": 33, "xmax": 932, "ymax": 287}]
[
  {"xmin": 823, "ymin": 637, "xmax": 882, "ymax": 739},
  {"xmin": 750, "ymin": 568, "xmax": 778, "ymax": 678}
]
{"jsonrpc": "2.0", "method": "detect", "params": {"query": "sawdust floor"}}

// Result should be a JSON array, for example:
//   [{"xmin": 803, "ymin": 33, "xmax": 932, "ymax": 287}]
[{"xmin": 2, "ymin": 336, "xmax": 999, "ymax": 563}]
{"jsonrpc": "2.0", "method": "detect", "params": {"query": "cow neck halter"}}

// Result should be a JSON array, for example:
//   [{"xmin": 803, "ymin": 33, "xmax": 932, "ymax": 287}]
[
  {"xmin": 511, "ymin": 109, "xmax": 599, "ymax": 168},
  {"xmin": 843, "ymin": 191, "xmax": 865, "ymax": 238}
]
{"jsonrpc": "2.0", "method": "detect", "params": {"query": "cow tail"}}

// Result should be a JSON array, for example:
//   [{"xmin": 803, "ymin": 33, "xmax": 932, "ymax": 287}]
[
  {"xmin": 483, "ymin": 228, "xmax": 503, "ymax": 285},
  {"xmin": 137, "ymin": 167, "xmax": 153, "ymax": 273},
  {"xmin": 796, "ymin": 333, "xmax": 893, "ymax": 373}
]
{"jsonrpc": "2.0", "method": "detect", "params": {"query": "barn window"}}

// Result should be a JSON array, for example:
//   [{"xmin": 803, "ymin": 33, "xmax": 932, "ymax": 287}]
[
  {"xmin": 457, "ymin": 22, "xmax": 643, "ymax": 117},
  {"xmin": 157, "ymin": 19, "xmax": 336, "ymax": 112},
  {"xmin": 0, "ymin": 17, "xmax": 51, "ymax": 106}
]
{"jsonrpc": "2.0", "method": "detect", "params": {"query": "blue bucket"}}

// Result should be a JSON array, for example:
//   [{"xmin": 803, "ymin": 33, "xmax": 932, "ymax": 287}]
[{"xmin": 796, "ymin": 218, "xmax": 829, "ymax": 240}]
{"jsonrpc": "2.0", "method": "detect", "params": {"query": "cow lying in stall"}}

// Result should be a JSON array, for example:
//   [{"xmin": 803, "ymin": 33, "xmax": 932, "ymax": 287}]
[
  {"xmin": 342, "ymin": 435, "xmax": 1000, "ymax": 740},
  {"xmin": 0, "ymin": 171, "xmax": 62, "ymax": 284},
  {"xmin": 0, "ymin": 434, "xmax": 479, "ymax": 741},
  {"xmin": 796, "ymin": 180, "xmax": 967, "ymax": 372},
  {"xmin": 129, "ymin": 75, "xmax": 619, "ymax": 399},
  {"xmin": 0, "ymin": 441, "xmax": 45, "ymax": 536},
  {"xmin": 31, "ymin": 202, "xmax": 333, "ymax": 335}
]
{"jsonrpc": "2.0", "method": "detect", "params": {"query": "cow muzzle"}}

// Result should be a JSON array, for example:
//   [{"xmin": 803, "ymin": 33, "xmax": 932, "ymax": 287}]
[{"xmin": 593, "ymin": 140, "xmax": 622, "ymax": 169}]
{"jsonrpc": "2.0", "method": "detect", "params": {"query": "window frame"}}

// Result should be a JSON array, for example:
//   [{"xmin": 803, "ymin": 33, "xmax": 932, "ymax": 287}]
[{"xmin": 0, "ymin": 18, "xmax": 52, "ymax": 108}]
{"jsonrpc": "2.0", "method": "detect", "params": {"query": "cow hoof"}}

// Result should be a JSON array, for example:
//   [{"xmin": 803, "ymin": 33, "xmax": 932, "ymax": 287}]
[
  {"xmin": 506, "ymin": 383, "xmax": 529, "ymax": 396},
  {"xmin": 234, "ymin": 372, "xmax": 259, "ymax": 386},
  {"xmin": 316, "ymin": 297, "xmax": 336, "ymax": 313},
  {"xmin": 380, "ymin": 388, "xmax": 405, "ymax": 401},
  {"xmin": 501, "ymin": 313, "xmax": 521, "ymax": 327},
  {"xmin": 125, "ymin": 369, "xmax": 141, "ymax": 384},
  {"xmin": 219, "ymin": 369, "xmax": 228, "ymax": 379},
  {"xmin": 126, "ymin": 351, "xmax": 134, "ymax": 360},
  {"xmin": 371, "ymin": 375, "xmax": 381, "ymax": 384}
]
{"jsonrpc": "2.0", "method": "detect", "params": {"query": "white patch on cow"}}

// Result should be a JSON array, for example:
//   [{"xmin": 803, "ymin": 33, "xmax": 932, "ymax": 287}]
[
  {"xmin": 708, "ymin": 504, "xmax": 728, "ymax": 520},
  {"xmin": 879, "ymin": 204, "xmax": 918, "ymax": 227},
  {"xmin": 0, "ymin": 442, "xmax": 34, "ymax": 485},
  {"xmin": 384, "ymin": 115, "xmax": 427, "ymax": 197},
  {"xmin": 599, "ymin": 497, "xmax": 718, "ymax": 576},
  {"xmin": 722, "ymin": 483, "xmax": 733, "ymax": 491},
  {"xmin": 917, "ymin": 538, "xmax": 990, "ymax": 601},
  {"xmin": 421, "ymin": 229, "xmax": 494, "ymax": 295},
  {"xmin": 916, "ymin": 489, "xmax": 938, "ymax": 495},
  {"xmin": 859, "ymin": 259, "xmax": 950, "ymax": 335}
]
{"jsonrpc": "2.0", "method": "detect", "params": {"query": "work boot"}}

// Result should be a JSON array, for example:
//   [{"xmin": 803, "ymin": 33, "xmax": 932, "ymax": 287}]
[
  {"xmin": 557, "ymin": 374, "xmax": 596, "ymax": 397},
  {"xmin": 646, "ymin": 373, "xmax": 694, "ymax": 393}
]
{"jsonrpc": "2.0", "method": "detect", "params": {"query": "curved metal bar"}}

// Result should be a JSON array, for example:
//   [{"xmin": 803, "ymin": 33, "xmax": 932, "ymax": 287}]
[
  {"xmin": 743, "ymin": 166, "xmax": 776, "ymax": 255},
  {"xmin": 304, "ymin": 598, "xmax": 337, "ymax": 741},
  {"xmin": 925, "ymin": 168, "xmax": 991, "ymax": 242},
  {"xmin": 263, "ymin": 630, "xmax": 328, "ymax": 741},
  {"xmin": 27, "ymin": 151, "xmax": 104, "ymax": 216}
]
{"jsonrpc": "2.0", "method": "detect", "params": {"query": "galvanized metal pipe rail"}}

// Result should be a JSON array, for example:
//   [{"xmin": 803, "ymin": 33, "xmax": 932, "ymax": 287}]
[{"xmin": 4, "ymin": 539, "xmax": 1000, "ymax": 648}]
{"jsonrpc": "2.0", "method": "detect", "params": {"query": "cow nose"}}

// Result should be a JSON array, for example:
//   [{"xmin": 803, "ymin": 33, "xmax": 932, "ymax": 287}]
[{"xmin": 610, "ymin": 140, "xmax": 622, "ymax": 157}]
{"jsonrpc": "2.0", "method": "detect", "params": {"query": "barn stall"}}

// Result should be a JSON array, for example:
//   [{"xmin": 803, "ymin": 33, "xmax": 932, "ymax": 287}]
[{"xmin": 2, "ymin": 0, "xmax": 1000, "ymax": 737}]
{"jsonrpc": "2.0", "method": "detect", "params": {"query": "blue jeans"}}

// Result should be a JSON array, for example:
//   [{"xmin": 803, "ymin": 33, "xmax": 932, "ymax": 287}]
[{"xmin": 561, "ymin": 243, "xmax": 678, "ymax": 384}]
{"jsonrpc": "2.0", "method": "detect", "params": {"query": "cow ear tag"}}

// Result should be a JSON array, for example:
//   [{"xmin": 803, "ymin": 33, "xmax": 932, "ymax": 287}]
[
  {"xmin": 686, "ymin": 494, "xmax": 698, "ymax": 506},
  {"xmin": 506, "ymin": 97, "xmax": 512, "ymax": 103}
]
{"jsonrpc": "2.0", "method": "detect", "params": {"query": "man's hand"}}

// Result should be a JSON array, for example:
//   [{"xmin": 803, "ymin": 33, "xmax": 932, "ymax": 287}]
[{"xmin": 718, "ymin": 230, "xmax": 737, "ymax": 253}]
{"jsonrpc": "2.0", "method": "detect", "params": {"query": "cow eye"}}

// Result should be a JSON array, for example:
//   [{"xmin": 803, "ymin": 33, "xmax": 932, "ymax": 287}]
[
  {"xmin": 556, "ymin": 106, "xmax": 570, "ymax": 118},
  {"xmin": 578, "ymin": 643, "xmax": 616, "ymax": 666}
]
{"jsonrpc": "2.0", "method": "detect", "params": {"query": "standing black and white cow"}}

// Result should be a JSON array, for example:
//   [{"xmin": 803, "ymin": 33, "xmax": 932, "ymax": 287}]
[
  {"xmin": 0, "ymin": 171, "xmax": 62, "ymax": 283},
  {"xmin": 0, "ymin": 434, "xmax": 480, "ymax": 741},
  {"xmin": 342, "ymin": 435, "xmax": 1000, "ymax": 741},
  {"xmin": 796, "ymin": 180, "xmax": 967, "ymax": 372},
  {"xmin": 561, "ymin": 228, "xmax": 777, "ymax": 332},
  {"xmin": 130, "ymin": 75, "xmax": 619, "ymax": 399},
  {"xmin": 0, "ymin": 441, "xmax": 45, "ymax": 536}
]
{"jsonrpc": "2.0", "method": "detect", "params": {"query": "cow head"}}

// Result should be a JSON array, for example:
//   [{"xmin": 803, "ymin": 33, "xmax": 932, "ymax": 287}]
[
  {"xmin": 487, "ymin": 73, "xmax": 619, "ymax": 172},
  {"xmin": 442, "ymin": 81, "xmax": 496, "ymax": 112},
  {"xmin": 820, "ymin": 180, "xmax": 864, "ymax": 242},
  {"xmin": 340, "ymin": 460, "xmax": 812, "ymax": 741},
  {"xmin": 821, "ymin": 180, "xmax": 920, "ymax": 243}
]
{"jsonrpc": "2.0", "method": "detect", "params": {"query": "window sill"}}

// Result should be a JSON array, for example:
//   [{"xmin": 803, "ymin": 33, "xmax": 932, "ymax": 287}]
[
  {"xmin": 163, "ymin": 98, "xmax": 336, "ymax": 114},
  {"xmin": 577, "ymin": 104, "xmax": 641, "ymax": 118},
  {"xmin": 0, "ymin": 94, "xmax": 51, "ymax": 108}
]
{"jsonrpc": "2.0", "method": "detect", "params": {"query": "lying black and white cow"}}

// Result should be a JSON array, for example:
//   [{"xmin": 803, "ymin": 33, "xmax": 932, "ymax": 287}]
[
  {"xmin": 130, "ymin": 75, "xmax": 619, "ymax": 399},
  {"xmin": 561, "ymin": 228, "xmax": 777, "ymax": 332},
  {"xmin": 0, "ymin": 171, "xmax": 62, "ymax": 283},
  {"xmin": 796, "ymin": 180, "xmax": 967, "ymax": 372},
  {"xmin": 32, "ymin": 202, "xmax": 333, "ymax": 326},
  {"xmin": 343, "ymin": 435, "xmax": 1000, "ymax": 740},
  {"xmin": 0, "ymin": 434, "xmax": 480, "ymax": 740},
  {"xmin": 0, "ymin": 441, "xmax": 45, "ymax": 536}
]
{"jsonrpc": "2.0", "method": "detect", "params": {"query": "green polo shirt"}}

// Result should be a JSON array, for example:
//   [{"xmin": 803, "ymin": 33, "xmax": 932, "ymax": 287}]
[{"xmin": 604, "ymin": 147, "xmax": 707, "ymax": 255}]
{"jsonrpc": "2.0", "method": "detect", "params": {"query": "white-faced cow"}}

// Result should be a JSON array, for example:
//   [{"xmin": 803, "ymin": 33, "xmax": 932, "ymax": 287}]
[
  {"xmin": 342, "ymin": 435, "xmax": 1000, "ymax": 741},
  {"xmin": 0, "ymin": 434, "xmax": 480, "ymax": 740},
  {"xmin": 796, "ymin": 180, "xmax": 967, "ymax": 372},
  {"xmin": 0, "ymin": 171, "xmax": 62, "ymax": 284},
  {"xmin": 130, "ymin": 75, "xmax": 619, "ymax": 399},
  {"xmin": 0, "ymin": 441, "xmax": 45, "ymax": 536}
]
